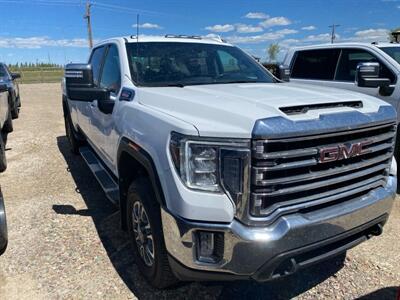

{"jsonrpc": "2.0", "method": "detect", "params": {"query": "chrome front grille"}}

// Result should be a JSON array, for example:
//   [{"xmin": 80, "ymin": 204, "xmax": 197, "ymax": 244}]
[{"xmin": 250, "ymin": 122, "xmax": 396, "ymax": 222}]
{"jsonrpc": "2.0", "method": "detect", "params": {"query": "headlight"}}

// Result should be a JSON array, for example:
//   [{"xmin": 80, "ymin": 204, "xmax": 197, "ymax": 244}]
[{"xmin": 169, "ymin": 132, "xmax": 250, "ymax": 198}]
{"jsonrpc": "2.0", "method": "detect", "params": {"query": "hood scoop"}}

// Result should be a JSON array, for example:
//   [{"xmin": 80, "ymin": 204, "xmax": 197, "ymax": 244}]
[{"xmin": 280, "ymin": 101, "xmax": 363, "ymax": 116}]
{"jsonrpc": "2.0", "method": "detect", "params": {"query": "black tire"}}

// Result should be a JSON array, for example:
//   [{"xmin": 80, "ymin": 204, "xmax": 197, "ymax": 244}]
[
  {"xmin": 11, "ymin": 99, "xmax": 19, "ymax": 119},
  {"xmin": 64, "ymin": 112, "xmax": 81, "ymax": 155},
  {"xmin": 3, "ymin": 107, "xmax": 13, "ymax": 134},
  {"xmin": 126, "ymin": 178, "xmax": 178, "ymax": 289},
  {"xmin": 0, "ymin": 134, "xmax": 7, "ymax": 172}
]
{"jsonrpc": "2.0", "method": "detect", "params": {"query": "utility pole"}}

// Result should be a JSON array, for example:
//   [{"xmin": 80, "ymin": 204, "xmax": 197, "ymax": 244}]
[
  {"xmin": 329, "ymin": 24, "xmax": 340, "ymax": 44},
  {"xmin": 84, "ymin": 1, "xmax": 93, "ymax": 49}
]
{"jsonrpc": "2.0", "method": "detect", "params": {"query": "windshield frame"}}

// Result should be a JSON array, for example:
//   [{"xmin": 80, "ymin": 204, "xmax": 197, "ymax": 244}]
[{"xmin": 125, "ymin": 41, "xmax": 276, "ymax": 87}]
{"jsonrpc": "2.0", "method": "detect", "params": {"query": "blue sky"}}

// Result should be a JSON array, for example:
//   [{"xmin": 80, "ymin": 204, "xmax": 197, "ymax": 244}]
[{"xmin": 0, "ymin": 0, "xmax": 399, "ymax": 64}]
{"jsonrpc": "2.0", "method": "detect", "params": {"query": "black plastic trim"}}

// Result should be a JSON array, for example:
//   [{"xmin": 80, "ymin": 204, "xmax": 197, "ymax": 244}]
[
  {"xmin": 117, "ymin": 138, "xmax": 166, "ymax": 220},
  {"xmin": 168, "ymin": 254, "xmax": 249, "ymax": 282},
  {"xmin": 252, "ymin": 214, "xmax": 388, "ymax": 282}
]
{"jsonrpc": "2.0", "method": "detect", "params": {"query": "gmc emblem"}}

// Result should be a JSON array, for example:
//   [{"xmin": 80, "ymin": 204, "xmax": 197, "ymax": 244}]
[{"xmin": 319, "ymin": 140, "xmax": 373, "ymax": 163}]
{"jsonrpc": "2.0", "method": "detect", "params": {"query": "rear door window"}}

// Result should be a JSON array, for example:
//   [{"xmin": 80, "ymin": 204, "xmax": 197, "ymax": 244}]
[
  {"xmin": 335, "ymin": 48, "xmax": 396, "ymax": 83},
  {"xmin": 291, "ymin": 49, "xmax": 340, "ymax": 80}
]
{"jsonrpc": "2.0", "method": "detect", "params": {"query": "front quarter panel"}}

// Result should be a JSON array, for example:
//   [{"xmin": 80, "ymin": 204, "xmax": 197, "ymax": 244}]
[{"xmin": 116, "ymin": 99, "xmax": 236, "ymax": 222}]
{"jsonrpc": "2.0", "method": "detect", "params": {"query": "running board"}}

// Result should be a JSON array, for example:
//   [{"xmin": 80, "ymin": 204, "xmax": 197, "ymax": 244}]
[{"xmin": 79, "ymin": 147, "xmax": 119, "ymax": 206}]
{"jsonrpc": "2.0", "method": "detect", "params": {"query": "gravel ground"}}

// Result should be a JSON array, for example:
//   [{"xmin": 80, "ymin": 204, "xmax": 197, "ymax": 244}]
[{"xmin": 0, "ymin": 83, "xmax": 399, "ymax": 300}]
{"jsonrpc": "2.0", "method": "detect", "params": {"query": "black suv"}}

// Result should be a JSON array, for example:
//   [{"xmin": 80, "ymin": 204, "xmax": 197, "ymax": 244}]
[{"xmin": 0, "ymin": 63, "xmax": 21, "ymax": 119}]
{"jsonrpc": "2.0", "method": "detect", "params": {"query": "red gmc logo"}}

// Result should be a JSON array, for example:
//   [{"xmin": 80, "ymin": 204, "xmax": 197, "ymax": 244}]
[{"xmin": 319, "ymin": 140, "xmax": 373, "ymax": 163}]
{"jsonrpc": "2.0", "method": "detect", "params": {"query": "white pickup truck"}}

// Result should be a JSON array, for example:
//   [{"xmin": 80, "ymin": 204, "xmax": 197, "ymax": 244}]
[
  {"xmin": 62, "ymin": 35, "xmax": 397, "ymax": 288},
  {"xmin": 284, "ymin": 43, "xmax": 400, "ymax": 189}
]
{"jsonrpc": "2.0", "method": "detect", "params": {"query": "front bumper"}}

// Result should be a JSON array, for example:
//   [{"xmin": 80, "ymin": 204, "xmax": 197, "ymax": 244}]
[{"xmin": 162, "ymin": 176, "xmax": 396, "ymax": 281}]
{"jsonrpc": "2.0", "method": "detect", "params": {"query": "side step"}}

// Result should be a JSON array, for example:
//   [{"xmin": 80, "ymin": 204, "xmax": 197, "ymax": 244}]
[{"xmin": 79, "ymin": 147, "xmax": 119, "ymax": 206}]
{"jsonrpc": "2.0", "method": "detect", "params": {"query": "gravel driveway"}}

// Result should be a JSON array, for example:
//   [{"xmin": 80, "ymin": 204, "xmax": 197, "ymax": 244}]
[{"xmin": 0, "ymin": 83, "xmax": 399, "ymax": 299}]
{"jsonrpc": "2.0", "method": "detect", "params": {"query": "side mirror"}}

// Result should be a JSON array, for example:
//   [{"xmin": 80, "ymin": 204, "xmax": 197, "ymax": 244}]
[
  {"xmin": 0, "ymin": 84, "xmax": 7, "ymax": 93},
  {"xmin": 65, "ymin": 63, "xmax": 110, "ymax": 102},
  {"xmin": 11, "ymin": 73, "xmax": 21, "ymax": 80},
  {"xmin": 278, "ymin": 65, "xmax": 290, "ymax": 82},
  {"xmin": 355, "ymin": 62, "xmax": 391, "ymax": 88}
]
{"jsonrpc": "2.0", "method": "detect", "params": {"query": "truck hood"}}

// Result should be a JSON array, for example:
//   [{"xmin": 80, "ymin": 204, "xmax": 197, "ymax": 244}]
[{"xmin": 138, "ymin": 82, "xmax": 391, "ymax": 138}]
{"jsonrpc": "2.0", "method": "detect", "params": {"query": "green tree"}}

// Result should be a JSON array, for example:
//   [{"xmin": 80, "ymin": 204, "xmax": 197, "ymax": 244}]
[{"xmin": 267, "ymin": 43, "xmax": 280, "ymax": 63}]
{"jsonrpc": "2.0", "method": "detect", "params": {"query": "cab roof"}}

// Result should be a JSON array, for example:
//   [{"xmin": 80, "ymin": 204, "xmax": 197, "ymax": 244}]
[
  {"xmin": 95, "ymin": 35, "xmax": 233, "ymax": 47},
  {"xmin": 289, "ymin": 42, "xmax": 400, "ymax": 51}
]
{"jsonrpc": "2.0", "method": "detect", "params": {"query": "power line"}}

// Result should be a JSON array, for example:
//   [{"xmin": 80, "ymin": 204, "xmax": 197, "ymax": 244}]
[
  {"xmin": 84, "ymin": 0, "xmax": 93, "ymax": 49},
  {"xmin": 328, "ymin": 24, "xmax": 340, "ymax": 44}
]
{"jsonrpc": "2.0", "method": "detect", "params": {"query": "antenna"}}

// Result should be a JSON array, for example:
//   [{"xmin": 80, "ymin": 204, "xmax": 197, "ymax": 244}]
[{"xmin": 136, "ymin": 14, "xmax": 140, "ymax": 84}]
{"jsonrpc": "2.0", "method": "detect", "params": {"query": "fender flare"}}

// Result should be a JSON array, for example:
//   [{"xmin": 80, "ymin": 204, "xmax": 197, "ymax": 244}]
[{"xmin": 117, "ymin": 138, "xmax": 166, "ymax": 228}]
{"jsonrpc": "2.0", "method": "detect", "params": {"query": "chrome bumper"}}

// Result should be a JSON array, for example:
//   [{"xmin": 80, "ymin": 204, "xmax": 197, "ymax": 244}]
[{"xmin": 162, "ymin": 176, "xmax": 396, "ymax": 281}]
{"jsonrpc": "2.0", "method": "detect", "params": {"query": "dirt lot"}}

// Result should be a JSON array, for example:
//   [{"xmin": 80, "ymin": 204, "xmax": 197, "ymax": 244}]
[{"xmin": 0, "ymin": 83, "xmax": 399, "ymax": 299}]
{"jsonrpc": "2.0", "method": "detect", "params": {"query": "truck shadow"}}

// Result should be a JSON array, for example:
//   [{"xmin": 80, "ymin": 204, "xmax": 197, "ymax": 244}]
[{"xmin": 56, "ymin": 135, "xmax": 346, "ymax": 300}]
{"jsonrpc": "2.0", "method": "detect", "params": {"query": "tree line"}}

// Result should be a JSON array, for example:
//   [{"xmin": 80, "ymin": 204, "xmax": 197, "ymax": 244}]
[{"xmin": 7, "ymin": 62, "xmax": 63, "ymax": 69}]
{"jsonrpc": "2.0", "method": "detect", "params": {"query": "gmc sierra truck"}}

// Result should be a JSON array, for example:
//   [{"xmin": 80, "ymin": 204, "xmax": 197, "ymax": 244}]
[{"xmin": 62, "ymin": 35, "xmax": 397, "ymax": 288}]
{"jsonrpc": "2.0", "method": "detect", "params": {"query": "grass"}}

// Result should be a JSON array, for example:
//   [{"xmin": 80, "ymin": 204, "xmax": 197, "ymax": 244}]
[{"xmin": 9, "ymin": 67, "xmax": 64, "ymax": 84}]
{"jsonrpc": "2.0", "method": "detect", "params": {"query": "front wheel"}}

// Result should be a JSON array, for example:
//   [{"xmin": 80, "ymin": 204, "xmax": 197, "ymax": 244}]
[
  {"xmin": 126, "ymin": 178, "xmax": 178, "ymax": 289},
  {"xmin": 64, "ymin": 113, "xmax": 81, "ymax": 154},
  {"xmin": 3, "ymin": 107, "xmax": 13, "ymax": 134},
  {"xmin": 11, "ymin": 99, "xmax": 19, "ymax": 119}
]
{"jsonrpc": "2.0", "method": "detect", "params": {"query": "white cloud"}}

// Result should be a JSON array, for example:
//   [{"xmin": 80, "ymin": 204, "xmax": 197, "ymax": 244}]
[
  {"xmin": 275, "ymin": 29, "xmax": 298, "ymax": 35},
  {"xmin": 301, "ymin": 25, "xmax": 316, "ymax": 31},
  {"xmin": 259, "ymin": 17, "xmax": 291, "ymax": 28},
  {"xmin": 244, "ymin": 12, "xmax": 269, "ymax": 19},
  {"xmin": 236, "ymin": 24, "xmax": 263, "ymax": 33},
  {"xmin": 205, "ymin": 24, "xmax": 235, "ymax": 33},
  {"xmin": 0, "ymin": 36, "xmax": 88, "ymax": 49},
  {"xmin": 303, "ymin": 33, "xmax": 333, "ymax": 42},
  {"xmin": 133, "ymin": 22, "xmax": 163, "ymax": 29},
  {"xmin": 344, "ymin": 28, "xmax": 389, "ymax": 42},
  {"xmin": 227, "ymin": 28, "xmax": 296, "ymax": 44}
]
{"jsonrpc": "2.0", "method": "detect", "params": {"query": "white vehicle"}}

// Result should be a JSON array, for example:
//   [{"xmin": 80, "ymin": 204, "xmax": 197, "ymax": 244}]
[
  {"xmin": 284, "ymin": 43, "xmax": 400, "ymax": 185},
  {"xmin": 62, "ymin": 35, "xmax": 397, "ymax": 288}
]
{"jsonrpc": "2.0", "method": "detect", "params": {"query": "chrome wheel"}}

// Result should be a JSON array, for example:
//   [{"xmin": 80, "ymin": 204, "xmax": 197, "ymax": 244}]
[{"xmin": 132, "ymin": 201, "xmax": 154, "ymax": 267}]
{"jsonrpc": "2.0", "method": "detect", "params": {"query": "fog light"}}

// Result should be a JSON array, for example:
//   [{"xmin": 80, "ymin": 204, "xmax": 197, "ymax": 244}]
[{"xmin": 196, "ymin": 231, "xmax": 224, "ymax": 264}]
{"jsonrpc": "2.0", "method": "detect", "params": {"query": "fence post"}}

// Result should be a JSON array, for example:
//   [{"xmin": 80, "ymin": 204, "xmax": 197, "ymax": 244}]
[{"xmin": 40, "ymin": 67, "xmax": 43, "ymax": 83}]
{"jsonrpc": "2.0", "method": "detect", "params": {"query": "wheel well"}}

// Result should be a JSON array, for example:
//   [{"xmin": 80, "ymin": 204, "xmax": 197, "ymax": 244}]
[{"xmin": 118, "ymin": 151, "xmax": 152, "ymax": 230}]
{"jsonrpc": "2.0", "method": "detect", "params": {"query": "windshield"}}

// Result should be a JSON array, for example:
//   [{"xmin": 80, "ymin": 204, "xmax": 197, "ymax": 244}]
[
  {"xmin": 126, "ymin": 42, "xmax": 274, "ymax": 87},
  {"xmin": 380, "ymin": 47, "xmax": 400, "ymax": 64}
]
